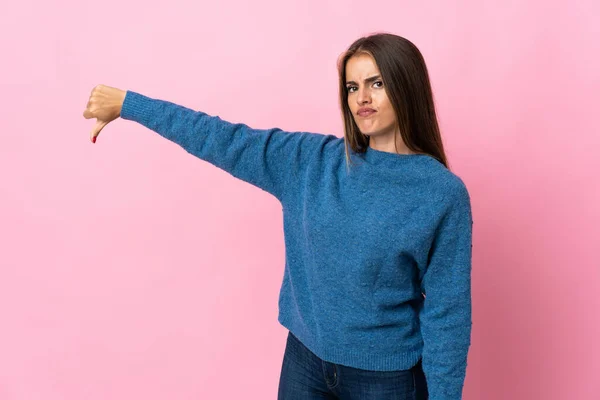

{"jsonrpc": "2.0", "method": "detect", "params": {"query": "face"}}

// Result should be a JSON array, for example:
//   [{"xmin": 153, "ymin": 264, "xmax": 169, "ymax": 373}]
[{"xmin": 345, "ymin": 53, "xmax": 398, "ymax": 140}]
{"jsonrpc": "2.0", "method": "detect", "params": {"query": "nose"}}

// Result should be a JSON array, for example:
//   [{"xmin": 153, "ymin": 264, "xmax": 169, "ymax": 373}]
[{"xmin": 357, "ymin": 87, "xmax": 371, "ymax": 105}]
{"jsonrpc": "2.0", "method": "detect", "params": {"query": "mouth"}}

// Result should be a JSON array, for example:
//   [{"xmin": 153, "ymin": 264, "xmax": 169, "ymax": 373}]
[{"xmin": 358, "ymin": 110, "xmax": 376, "ymax": 117}]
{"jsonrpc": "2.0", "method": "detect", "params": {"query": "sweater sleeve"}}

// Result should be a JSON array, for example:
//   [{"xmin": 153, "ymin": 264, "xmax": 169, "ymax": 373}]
[
  {"xmin": 418, "ymin": 182, "xmax": 474, "ymax": 400},
  {"xmin": 119, "ymin": 90, "xmax": 329, "ymax": 202}
]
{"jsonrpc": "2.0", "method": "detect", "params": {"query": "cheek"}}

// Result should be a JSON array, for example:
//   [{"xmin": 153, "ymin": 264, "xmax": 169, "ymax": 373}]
[
  {"xmin": 375, "ymin": 94, "xmax": 391, "ymax": 112},
  {"xmin": 379, "ymin": 99, "xmax": 395, "ymax": 121},
  {"xmin": 377, "ymin": 105, "xmax": 394, "ymax": 122},
  {"xmin": 379, "ymin": 110, "xmax": 398, "ymax": 129},
  {"xmin": 384, "ymin": 107, "xmax": 396, "ymax": 120}
]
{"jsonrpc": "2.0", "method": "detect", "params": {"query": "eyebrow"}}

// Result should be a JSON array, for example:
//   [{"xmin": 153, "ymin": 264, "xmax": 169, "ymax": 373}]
[{"xmin": 346, "ymin": 75, "xmax": 381, "ymax": 86}]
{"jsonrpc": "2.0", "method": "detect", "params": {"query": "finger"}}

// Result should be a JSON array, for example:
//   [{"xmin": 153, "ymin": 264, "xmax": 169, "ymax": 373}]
[
  {"xmin": 92, "ymin": 84, "xmax": 102, "ymax": 95},
  {"xmin": 90, "ymin": 120, "xmax": 107, "ymax": 143},
  {"xmin": 83, "ymin": 109, "xmax": 94, "ymax": 119}
]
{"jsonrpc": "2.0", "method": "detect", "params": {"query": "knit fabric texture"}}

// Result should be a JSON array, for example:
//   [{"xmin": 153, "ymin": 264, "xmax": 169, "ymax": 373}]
[{"xmin": 121, "ymin": 90, "xmax": 474, "ymax": 400}]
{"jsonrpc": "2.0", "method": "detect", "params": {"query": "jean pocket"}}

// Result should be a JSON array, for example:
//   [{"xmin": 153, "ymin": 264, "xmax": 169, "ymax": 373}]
[{"xmin": 341, "ymin": 364, "xmax": 415, "ymax": 397}]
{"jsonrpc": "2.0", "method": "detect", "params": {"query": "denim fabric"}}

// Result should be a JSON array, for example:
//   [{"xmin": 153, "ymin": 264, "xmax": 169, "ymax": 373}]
[{"xmin": 278, "ymin": 331, "xmax": 429, "ymax": 400}]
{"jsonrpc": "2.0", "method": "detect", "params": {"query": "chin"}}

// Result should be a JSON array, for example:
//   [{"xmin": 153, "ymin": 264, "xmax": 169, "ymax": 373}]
[
  {"xmin": 360, "ymin": 130, "xmax": 380, "ymax": 137},
  {"xmin": 358, "ymin": 127, "xmax": 374, "ymax": 135}
]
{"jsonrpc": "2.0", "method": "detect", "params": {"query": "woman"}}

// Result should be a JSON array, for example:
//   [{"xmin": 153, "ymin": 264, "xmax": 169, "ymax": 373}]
[{"xmin": 83, "ymin": 33, "xmax": 473, "ymax": 400}]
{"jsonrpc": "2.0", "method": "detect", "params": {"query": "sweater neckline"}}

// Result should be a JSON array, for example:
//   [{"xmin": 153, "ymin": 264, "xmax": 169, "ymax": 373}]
[{"xmin": 361, "ymin": 146, "xmax": 433, "ymax": 166}]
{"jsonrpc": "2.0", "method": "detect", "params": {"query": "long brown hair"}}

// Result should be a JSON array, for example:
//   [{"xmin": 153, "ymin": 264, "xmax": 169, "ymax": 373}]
[{"xmin": 338, "ymin": 33, "xmax": 449, "ymax": 169}]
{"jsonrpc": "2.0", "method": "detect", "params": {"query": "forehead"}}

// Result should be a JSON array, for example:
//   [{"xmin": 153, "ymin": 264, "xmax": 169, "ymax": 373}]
[{"xmin": 345, "ymin": 54, "xmax": 380, "ymax": 78}]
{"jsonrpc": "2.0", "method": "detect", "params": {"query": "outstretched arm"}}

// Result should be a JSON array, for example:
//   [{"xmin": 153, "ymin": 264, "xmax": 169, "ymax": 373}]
[{"xmin": 84, "ymin": 85, "xmax": 334, "ymax": 203}]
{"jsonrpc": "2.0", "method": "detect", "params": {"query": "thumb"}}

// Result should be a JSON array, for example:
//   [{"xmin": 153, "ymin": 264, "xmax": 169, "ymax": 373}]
[{"xmin": 90, "ymin": 120, "xmax": 108, "ymax": 143}]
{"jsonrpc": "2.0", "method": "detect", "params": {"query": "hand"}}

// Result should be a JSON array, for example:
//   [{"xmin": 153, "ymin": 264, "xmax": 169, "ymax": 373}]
[{"xmin": 83, "ymin": 84, "xmax": 127, "ymax": 143}]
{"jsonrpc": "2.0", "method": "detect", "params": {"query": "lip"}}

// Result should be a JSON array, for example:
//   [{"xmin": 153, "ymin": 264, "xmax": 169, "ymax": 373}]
[{"xmin": 357, "ymin": 107, "xmax": 376, "ymax": 117}]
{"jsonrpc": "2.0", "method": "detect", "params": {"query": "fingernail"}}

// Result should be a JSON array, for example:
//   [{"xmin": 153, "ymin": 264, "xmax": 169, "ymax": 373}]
[{"xmin": 92, "ymin": 137, "xmax": 96, "ymax": 143}]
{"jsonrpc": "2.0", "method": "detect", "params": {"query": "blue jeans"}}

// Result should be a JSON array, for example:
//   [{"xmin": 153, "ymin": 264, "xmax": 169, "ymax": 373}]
[{"xmin": 278, "ymin": 331, "xmax": 428, "ymax": 400}]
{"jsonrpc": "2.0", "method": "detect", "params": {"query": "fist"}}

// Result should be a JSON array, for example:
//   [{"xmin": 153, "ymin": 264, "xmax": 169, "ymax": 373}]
[{"xmin": 83, "ymin": 84, "xmax": 127, "ymax": 143}]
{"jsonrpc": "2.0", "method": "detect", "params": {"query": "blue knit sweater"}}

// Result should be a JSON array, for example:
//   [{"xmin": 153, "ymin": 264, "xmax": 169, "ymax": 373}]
[{"xmin": 120, "ymin": 90, "xmax": 474, "ymax": 400}]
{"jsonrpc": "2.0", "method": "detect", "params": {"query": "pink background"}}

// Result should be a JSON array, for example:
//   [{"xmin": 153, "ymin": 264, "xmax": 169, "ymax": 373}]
[{"xmin": 1, "ymin": 0, "xmax": 598, "ymax": 399}]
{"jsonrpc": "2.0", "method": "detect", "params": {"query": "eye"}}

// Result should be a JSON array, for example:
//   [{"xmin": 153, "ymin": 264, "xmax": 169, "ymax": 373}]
[{"xmin": 346, "ymin": 81, "xmax": 383, "ymax": 93}]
